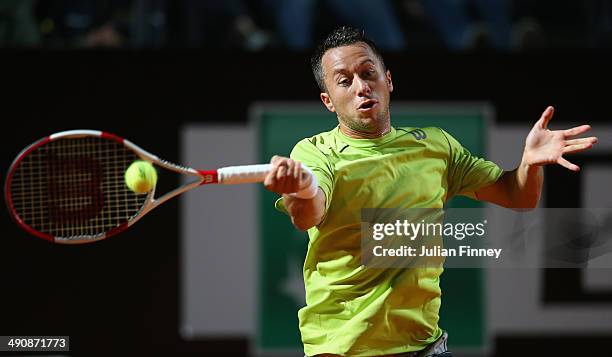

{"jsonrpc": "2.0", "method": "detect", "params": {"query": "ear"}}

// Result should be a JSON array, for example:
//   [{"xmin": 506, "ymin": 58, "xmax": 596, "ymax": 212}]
[
  {"xmin": 320, "ymin": 92, "xmax": 336, "ymax": 113},
  {"xmin": 386, "ymin": 70, "xmax": 394, "ymax": 93}
]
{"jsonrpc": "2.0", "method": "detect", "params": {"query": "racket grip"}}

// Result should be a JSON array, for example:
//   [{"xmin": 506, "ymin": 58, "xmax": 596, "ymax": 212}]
[
  {"xmin": 217, "ymin": 164, "xmax": 271, "ymax": 184},
  {"xmin": 217, "ymin": 163, "xmax": 319, "ymax": 199}
]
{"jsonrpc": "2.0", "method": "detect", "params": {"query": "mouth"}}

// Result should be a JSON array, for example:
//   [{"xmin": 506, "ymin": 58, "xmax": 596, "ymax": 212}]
[{"xmin": 357, "ymin": 99, "xmax": 378, "ymax": 112}]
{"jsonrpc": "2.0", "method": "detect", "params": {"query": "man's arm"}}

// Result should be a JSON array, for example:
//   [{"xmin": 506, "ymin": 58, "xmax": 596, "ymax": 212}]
[
  {"xmin": 475, "ymin": 162, "xmax": 542, "ymax": 209},
  {"xmin": 263, "ymin": 155, "xmax": 326, "ymax": 230},
  {"xmin": 282, "ymin": 190, "xmax": 326, "ymax": 230},
  {"xmin": 476, "ymin": 106, "xmax": 597, "ymax": 209}
]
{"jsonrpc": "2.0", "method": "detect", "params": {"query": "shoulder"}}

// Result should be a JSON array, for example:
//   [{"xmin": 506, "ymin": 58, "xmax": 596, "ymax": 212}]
[
  {"xmin": 292, "ymin": 128, "xmax": 343, "ymax": 157},
  {"xmin": 394, "ymin": 126, "xmax": 445, "ymax": 138},
  {"xmin": 394, "ymin": 126, "xmax": 452, "ymax": 149}
]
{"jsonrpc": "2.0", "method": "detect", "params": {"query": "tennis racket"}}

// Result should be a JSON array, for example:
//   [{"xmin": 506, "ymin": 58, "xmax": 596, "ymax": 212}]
[{"xmin": 4, "ymin": 130, "xmax": 317, "ymax": 244}]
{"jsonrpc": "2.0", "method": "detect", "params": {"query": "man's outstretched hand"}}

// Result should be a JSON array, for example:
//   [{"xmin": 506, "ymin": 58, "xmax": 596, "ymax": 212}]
[
  {"xmin": 522, "ymin": 106, "xmax": 598, "ymax": 171},
  {"xmin": 477, "ymin": 106, "xmax": 597, "ymax": 208}
]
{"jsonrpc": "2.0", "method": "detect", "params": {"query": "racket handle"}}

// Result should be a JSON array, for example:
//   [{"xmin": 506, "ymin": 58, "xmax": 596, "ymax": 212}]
[
  {"xmin": 217, "ymin": 163, "xmax": 319, "ymax": 199},
  {"xmin": 218, "ymin": 164, "xmax": 271, "ymax": 184}
]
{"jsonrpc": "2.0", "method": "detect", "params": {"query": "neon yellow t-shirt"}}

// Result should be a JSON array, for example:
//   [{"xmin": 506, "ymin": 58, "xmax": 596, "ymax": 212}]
[{"xmin": 277, "ymin": 126, "xmax": 503, "ymax": 356}]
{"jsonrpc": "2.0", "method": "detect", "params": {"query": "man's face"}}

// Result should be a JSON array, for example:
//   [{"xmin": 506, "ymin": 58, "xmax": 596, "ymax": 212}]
[{"xmin": 320, "ymin": 42, "xmax": 393, "ymax": 135}]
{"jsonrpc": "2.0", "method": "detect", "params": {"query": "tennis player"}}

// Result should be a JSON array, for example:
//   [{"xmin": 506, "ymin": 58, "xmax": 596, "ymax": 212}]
[{"xmin": 263, "ymin": 26, "xmax": 597, "ymax": 357}]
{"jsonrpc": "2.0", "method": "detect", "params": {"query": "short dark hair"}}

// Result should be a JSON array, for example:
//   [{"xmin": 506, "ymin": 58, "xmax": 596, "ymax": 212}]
[{"xmin": 310, "ymin": 26, "xmax": 387, "ymax": 92}]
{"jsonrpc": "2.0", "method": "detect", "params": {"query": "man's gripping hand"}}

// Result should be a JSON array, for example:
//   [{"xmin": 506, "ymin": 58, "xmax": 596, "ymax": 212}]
[
  {"xmin": 263, "ymin": 155, "xmax": 325, "ymax": 230},
  {"xmin": 263, "ymin": 155, "xmax": 312, "ymax": 195}
]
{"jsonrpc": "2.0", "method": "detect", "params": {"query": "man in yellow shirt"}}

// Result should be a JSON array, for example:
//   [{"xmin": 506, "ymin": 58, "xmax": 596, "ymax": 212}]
[{"xmin": 263, "ymin": 26, "xmax": 597, "ymax": 357}]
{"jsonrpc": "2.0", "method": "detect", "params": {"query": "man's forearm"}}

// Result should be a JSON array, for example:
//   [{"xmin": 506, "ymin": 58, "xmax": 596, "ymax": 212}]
[
  {"xmin": 283, "ymin": 189, "xmax": 326, "ymax": 230},
  {"xmin": 476, "ymin": 155, "xmax": 544, "ymax": 209},
  {"xmin": 509, "ymin": 158, "xmax": 543, "ymax": 208}
]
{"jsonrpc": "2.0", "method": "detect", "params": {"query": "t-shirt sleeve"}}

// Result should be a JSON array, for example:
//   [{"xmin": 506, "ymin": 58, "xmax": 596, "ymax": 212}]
[
  {"xmin": 440, "ymin": 128, "xmax": 504, "ymax": 200},
  {"xmin": 274, "ymin": 138, "xmax": 334, "ymax": 214}
]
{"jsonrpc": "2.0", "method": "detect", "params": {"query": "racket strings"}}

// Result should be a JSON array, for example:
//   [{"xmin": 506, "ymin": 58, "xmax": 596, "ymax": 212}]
[{"xmin": 9, "ymin": 137, "xmax": 147, "ymax": 238}]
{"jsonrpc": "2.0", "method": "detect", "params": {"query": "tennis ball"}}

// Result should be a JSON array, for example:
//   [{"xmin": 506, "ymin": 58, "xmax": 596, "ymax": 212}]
[{"xmin": 125, "ymin": 160, "xmax": 157, "ymax": 194}]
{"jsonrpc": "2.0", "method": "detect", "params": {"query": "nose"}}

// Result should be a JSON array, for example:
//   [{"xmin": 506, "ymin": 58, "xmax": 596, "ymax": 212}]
[{"xmin": 355, "ymin": 76, "xmax": 371, "ymax": 97}]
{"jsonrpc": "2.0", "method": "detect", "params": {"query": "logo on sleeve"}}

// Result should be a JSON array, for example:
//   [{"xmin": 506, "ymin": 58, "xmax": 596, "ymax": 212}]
[{"xmin": 409, "ymin": 129, "xmax": 427, "ymax": 140}]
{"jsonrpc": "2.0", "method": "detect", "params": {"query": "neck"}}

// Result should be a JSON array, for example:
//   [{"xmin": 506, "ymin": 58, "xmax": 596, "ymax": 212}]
[{"xmin": 339, "ymin": 122, "xmax": 391, "ymax": 139}]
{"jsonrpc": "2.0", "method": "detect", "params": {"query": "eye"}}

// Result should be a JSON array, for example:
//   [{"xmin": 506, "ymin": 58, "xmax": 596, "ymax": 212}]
[
  {"xmin": 338, "ymin": 78, "xmax": 351, "ymax": 86},
  {"xmin": 364, "ymin": 69, "xmax": 376, "ymax": 77}
]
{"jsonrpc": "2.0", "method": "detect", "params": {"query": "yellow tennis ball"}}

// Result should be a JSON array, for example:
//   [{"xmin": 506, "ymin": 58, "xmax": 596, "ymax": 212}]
[{"xmin": 125, "ymin": 160, "xmax": 157, "ymax": 194}]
